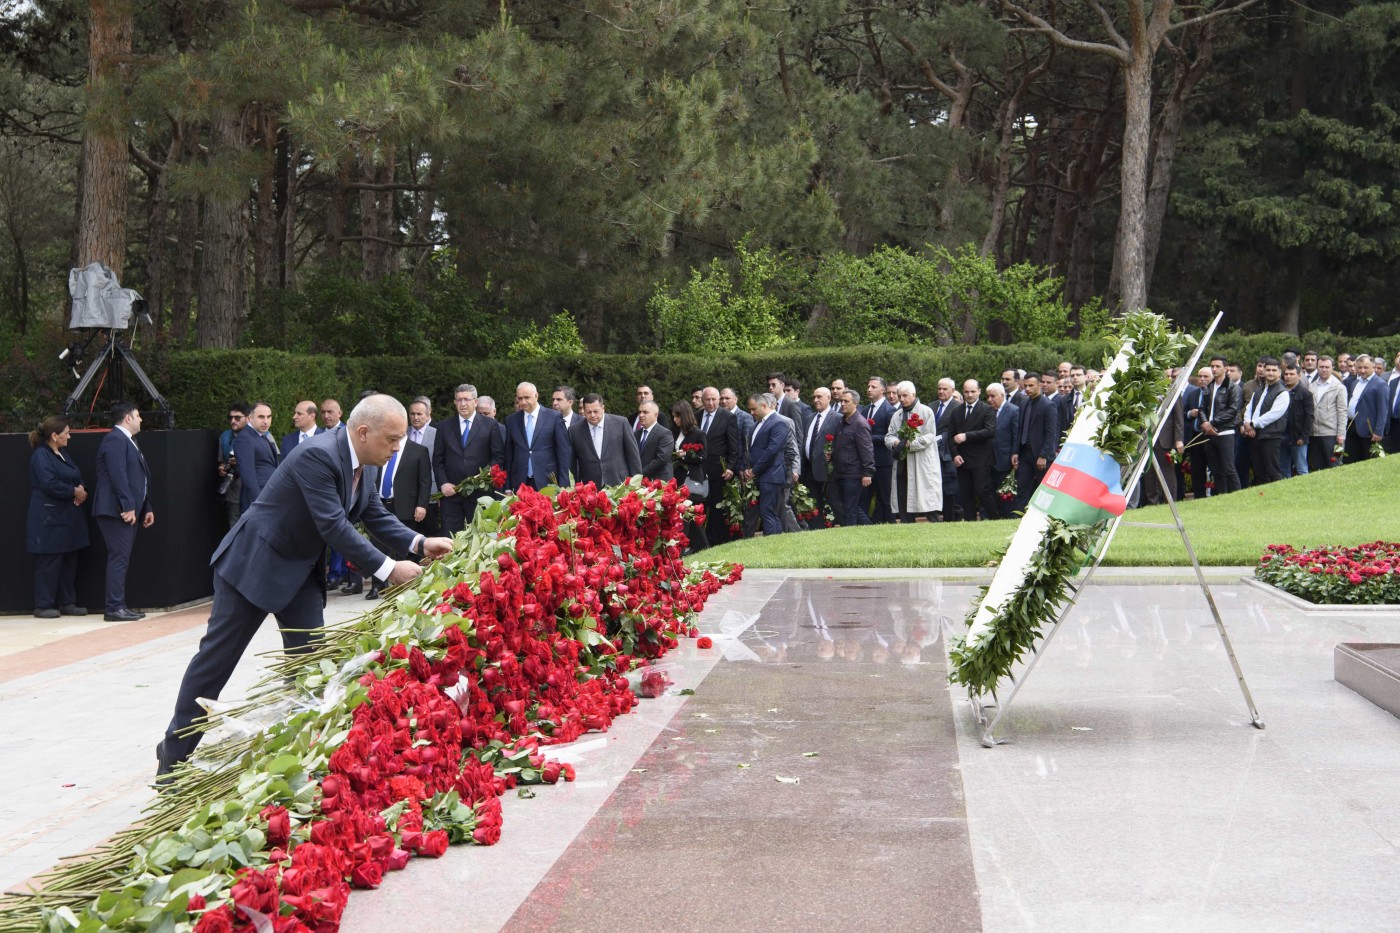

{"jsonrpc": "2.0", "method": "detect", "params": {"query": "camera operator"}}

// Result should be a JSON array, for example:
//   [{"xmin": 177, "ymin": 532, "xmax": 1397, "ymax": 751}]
[{"xmin": 218, "ymin": 402, "xmax": 250, "ymax": 529}]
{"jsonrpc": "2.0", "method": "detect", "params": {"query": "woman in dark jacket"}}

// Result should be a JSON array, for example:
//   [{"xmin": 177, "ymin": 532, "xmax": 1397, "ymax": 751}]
[
  {"xmin": 669, "ymin": 402, "xmax": 710, "ymax": 552},
  {"xmin": 27, "ymin": 416, "xmax": 90, "ymax": 618}
]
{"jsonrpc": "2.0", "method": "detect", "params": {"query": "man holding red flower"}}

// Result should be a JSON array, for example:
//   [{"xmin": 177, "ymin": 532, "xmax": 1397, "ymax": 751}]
[
  {"xmin": 829, "ymin": 389, "xmax": 875, "ymax": 525},
  {"xmin": 884, "ymin": 381, "xmax": 941, "ymax": 522}
]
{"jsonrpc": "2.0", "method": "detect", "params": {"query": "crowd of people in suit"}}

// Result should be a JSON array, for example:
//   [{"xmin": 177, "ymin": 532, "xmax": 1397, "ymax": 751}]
[{"xmin": 25, "ymin": 348, "xmax": 1400, "ymax": 619}]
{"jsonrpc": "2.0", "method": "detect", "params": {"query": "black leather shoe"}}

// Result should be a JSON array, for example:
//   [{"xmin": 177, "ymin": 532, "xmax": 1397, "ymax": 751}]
[
  {"xmin": 130, "ymin": 609, "xmax": 147, "ymax": 619},
  {"xmin": 366, "ymin": 584, "xmax": 381, "ymax": 600},
  {"xmin": 35, "ymin": 608, "xmax": 60, "ymax": 619},
  {"xmin": 104, "ymin": 609, "xmax": 143, "ymax": 622},
  {"xmin": 340, "ymin": 578, "xmax": 363, "ymax": 595},
  {"xmin": 155, "ymin": 741, "xmax": 180, "ymax": 787},
  {"xmin": 59, "ymin": 605, "xmax": 88, "ymax": 616}
]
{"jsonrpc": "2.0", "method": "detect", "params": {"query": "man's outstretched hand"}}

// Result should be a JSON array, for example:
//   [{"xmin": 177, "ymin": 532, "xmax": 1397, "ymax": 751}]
[
  {"xmin": 387, "ymin": 561, "xmax": 424, "ymax": 586},
  {"xmin": 421, "ymin": 537, "xmax": 453, "ymax": 559}
]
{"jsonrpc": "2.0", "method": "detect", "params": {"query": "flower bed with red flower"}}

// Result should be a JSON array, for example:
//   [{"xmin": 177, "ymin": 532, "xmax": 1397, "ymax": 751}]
[
  {"xmin": 13, "ymin": 478, "xmax": 739, "ymax": 933},
  {"xmin": 1256, "ymin": 541, "xmax": 1400, "ymax": 605}
]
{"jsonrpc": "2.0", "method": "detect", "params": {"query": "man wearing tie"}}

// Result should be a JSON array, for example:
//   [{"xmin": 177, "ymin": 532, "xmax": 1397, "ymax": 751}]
[
  {"xmin": 365, "ymin": 420, "xmax": 433, "ymax": 598},
  {"xmin": 634, "ymin": 402, "xmax": 674, "ymax": 482},
  {"xmin": 433, "ymin": 383, "xmax": 506, "ymax": 533},
  {"xmin": 698, "ymin": 387, "xmax": 743, "ymax": 544},
  {"xmin": 932, "ymin": 378, "xmax": 962, "ymax": 521},
  {"xmin": 1386, "ymin": 351, "xmax": 1400, "ymax": 455},
  {"xmin": 280, "ymin": 400, "xmax": 324, "ymax": 453},
  {"xmin": 799, "ymin": 387, "xmax": 836, "ymax": 527},
  {"xmin": 986, "ymin": 384, "xmax": 1021, "ymax": 518},
  {"xmin": 504, "ymin": 382, "xmax": 572, "ymax": 489},
  {"xmin": 234, "ymin": 402, "xmax": 281, "ymax": 512},
  {"xmin": 571, "ymin": 394, "xmax": 643, "ymax": 487},
  {"xmin": 1013, "ymin": 373, "xmax": 1059, "ymax": 512},
  {"xmin": 949, "ymin": 379, "xmax": 997, "ymax": 521},
  {"xmin": 861, "ymin": 376, "xmax": 896, "ymax": 523},
  {"xmin": 159, "ymin": 395, "xmax": 452, "ymax": 778},
  {"xmin": 93, "ymin": 402, "xmax": 154, "ymax": 622}
]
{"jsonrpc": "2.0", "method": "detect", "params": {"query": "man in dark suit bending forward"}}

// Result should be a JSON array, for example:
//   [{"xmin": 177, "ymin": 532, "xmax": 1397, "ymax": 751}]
[{"xmin": 158, "ymin": 395, "xmax": 453, "ymax": 777}]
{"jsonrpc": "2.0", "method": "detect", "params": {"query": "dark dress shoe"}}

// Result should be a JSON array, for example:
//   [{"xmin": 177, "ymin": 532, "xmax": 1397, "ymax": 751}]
[
  {"xmin": 104, "ymin": 608, "xmax": 143, "ymax": 622},
  {"xmin": 59, "ymin": 605, "xmax": 88, "ymax": 616},
  {"xmin": 340, "ymin": 578, "xmax": 363, "ymax": 595},
  {"xmin": 366, "ymin": 584, "xmax": 381, "ymax": 599},
  {"xmin": 34, "ymin": 608, "xmax": 60, "ymax": 619}
]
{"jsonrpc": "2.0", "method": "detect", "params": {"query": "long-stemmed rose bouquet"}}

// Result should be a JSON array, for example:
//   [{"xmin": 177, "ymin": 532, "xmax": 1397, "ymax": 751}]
[{"xmin": 3, "ymin": 478, "xmax": 740, "ymax": 933}]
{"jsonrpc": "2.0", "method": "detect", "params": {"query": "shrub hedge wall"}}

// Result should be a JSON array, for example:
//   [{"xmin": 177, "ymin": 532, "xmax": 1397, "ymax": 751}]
[{"xmin": 154, "ymin": 330, "xmax": 1385, "ymax": 436}]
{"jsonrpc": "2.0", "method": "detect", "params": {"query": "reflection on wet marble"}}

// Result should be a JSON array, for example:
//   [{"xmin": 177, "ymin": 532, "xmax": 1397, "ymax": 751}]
[
  {"xmin": 345, "ymin": 573, "xmax": 1400, "ymax": 932},
  {"xmin": 951, "ymin": 581, "xmax": 1400, "ymax": 933}
]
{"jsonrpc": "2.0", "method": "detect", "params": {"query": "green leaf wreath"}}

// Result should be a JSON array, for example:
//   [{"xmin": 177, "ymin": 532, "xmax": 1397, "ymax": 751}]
[{"xmin": 948, "ymin": 310, "xmax": 1194, "ymax": 698}]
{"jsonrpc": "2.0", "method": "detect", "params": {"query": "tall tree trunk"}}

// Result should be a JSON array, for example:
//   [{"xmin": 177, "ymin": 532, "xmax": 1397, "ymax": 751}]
[
  {"xmin": 251, "ymin": 105, "xmax": 280, "ymax": 296},
  {"xmin": 1143, "ymin": 27, "xmax": 1215, "ymax": 291},
  {"xmin": 76, "ymin": 0, "xmax": 133, "ymax": 277},
  {"xmin": 276, "ymin": 126, "xmax": 296, "ymax": 290},
  {"xmin": 195, "ymin": 108, "xmax": 250, "ymax": 348},
  {"xmin": 1116, "ymin": 49, "xmax": 1153, "ymax": 312}
]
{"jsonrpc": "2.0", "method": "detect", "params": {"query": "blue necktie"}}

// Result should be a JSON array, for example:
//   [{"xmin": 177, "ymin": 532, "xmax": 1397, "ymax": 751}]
[
  {"xmin": 381, "ymin": 451, "xmax": 396, "ymax": 498},
  {"xmin": 461, "ymin": 417, "xmax": 470, "ymax": 448}
]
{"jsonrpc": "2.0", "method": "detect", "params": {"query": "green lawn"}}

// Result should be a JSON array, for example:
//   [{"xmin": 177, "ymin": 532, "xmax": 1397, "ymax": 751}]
[{"xmin": 704, "ymin": 455, "xmax": 1400, "ymax": 568}]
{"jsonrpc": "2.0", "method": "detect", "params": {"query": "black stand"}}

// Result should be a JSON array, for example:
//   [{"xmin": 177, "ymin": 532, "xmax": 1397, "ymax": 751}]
[{"xmin": 62, "ymin": 329, "xmax": 174, "ymax": 428}]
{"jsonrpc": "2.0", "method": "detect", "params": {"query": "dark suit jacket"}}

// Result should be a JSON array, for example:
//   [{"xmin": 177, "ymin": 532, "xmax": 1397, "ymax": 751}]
[
  {"xmin": 570, "ymin": 414, "xmax": 643, "ymax": 487},
  {"xmin": 1182, "ymin": 384, "xmax": 1205, "ymax": 436},
  {"xmin": 950, "ymin": 401, "xmax": 996, "ymax": 468},
  {"xmin": 1344, "ymin": 373, "xmax": 1359, "ymax": 399},
  {"xmin": 748, "ymin": 415, "xmax": 790, "ymax": 485},
  {"xmin": 1203, "ymin": 379, "xmax": 1241, "ymax": 431},
  {"xmin": 1351, "ymin": 376, "xmax": 1391, "ymax": 439},
  {"xmin": 799, "ymin": 408, "xmax": 839, "ymax": 482},
  {"xmin": 1056, "ymin": 393, "xmax": 1076, "ymax": 436},
  {"xmin": 432, "ymin": 414, "xmax": 506, "ymax": 491},
  {"xmin": 1154, "ymin": 397, "xmax": 1187, "ymax": 451},
  {"xmin": 636, "ymin": 423, "xmax": 674, "ymax": 482},
  {"xmin": 376, "ymin": 439, "xmax": 432, "ymax": 523},
  {"xmin": 213, "ymin": 431, "xmax": 417, "ymax": 613},
  {"xmin": 92, "ymin": 428, "xmax": 150, "ymax": 520},
  {"xmin": 27, "ymin": 446, "xmax": 89, "ymax": 554},
  {"xmin": 1286, "ymin": 385, "xmax": 1314, "ymax": 441},
  {"xmin": 699, "ymin": 407, "xmax": 744, "ymax": 476},
  {"xmin": 829, "ymin": 412, "xmax": 875, "ymax": 479},
  {"xmin": 932, "ymin": 399, "xmax": 958, "ymax": 465},
  {"xmin": 1018, "ymin": 395, "xmax": 1059, "ymax": 462},
  {"xmin": 234, "ymin": 429, "xmax": 281, "ymax": 511},
  {"xmin": 991, "ymin": 403, "xmax": 1021, "ymax": 472},
  {"xmin": 281, "ymin": 426, "xmax": 325, "ymax": 454},
  {"xmin": 864, "ymin": 399, "xmax": 896, "ymax": 468},
  {"xmin": 504, "ymin": 406, "xmax": 572, "ymax": 488}
]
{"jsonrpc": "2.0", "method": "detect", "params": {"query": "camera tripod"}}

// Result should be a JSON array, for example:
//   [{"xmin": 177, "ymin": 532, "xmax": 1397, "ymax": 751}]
[{"xmin": 62, "ymin": 329, "xmax": 174, "ymax": 428}]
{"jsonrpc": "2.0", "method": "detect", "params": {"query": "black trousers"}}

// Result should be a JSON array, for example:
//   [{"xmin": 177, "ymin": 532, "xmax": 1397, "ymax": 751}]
[
  {"xmin": 1345, "ymin": 430, "xmax": 1376, "ymax": 463},
  {"xmin": 439, "ymin": 489, "xmax": 485, "ymax": 534},
  {"xmin": 163, "ymin": 570, "xmax": 325, "ymax": 765},
  {"xmin": 32, "ymin": 551, "xmax": 79, "ymax": 611},
  {"xmin": 831, "ymin": 477, "xmax": 871, "ymax": 526},
  {"xmin": 1307, "ymin": 436, "xmax": 1337, "ymax": 471},
  {"xmin": 1249, "ymin": 435, "xmax": 1283, "ymax": 485},
  {"xmin": 939, "ymin": 459, "xmax": 961, "ymax": 519},
  {"xmin": 96, "ymin": 515, "xmax": 137, "ymax": 612},
  {"xmin": 957, "ymin": 464, "xmax": 997, "ymax": 522},
  {"xmin": 1204, "ymin": 434, "xmax": 1240, "ymax": 494},
  {"xmin": 1013, "ymin": 446, "xmax": 1048, "ymax": 511}
]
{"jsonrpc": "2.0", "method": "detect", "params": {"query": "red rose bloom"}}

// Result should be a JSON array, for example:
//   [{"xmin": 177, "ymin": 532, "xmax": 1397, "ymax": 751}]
[{"xmin": 696, "ymin": 636, "xmax": 713, "ymax": 649}]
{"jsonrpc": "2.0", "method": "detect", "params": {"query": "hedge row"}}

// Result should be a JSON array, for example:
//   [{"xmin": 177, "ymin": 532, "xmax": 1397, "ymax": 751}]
[{"xmin": 152, "ymin": 329, "xmax": 1386, "ymax": 437}]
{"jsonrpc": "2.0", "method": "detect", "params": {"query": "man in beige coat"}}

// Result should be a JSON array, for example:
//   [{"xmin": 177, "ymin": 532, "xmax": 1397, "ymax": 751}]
[
  {"xmin": 884, "ymin": 381, "xmax": 941, "ymax": 522},
  {"xmin": 1308, "ymin": 355, "xmax": 1348, "ymax": 471}
]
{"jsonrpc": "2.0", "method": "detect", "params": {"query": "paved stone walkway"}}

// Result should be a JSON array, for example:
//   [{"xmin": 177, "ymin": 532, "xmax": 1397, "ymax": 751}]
[{"xmin": 3, "ymin": 569, "xmax": 1399, "ymax": 931}]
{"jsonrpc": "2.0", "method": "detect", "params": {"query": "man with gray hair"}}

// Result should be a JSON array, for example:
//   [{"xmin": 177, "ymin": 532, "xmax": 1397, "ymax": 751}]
[
  {"xmin": 433, "ymin": 383, "xmax": 506, "ymax": 533},
  {"xmin": 159, "ymin": 394, "xmax": 453, "ymax": 779}
]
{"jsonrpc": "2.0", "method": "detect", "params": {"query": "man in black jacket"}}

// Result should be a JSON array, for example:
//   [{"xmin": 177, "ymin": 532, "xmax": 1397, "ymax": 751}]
[
  {"xmin": 931, "ymin": 378, "xmax": 962, "ymax": 520},
  {"xmin": 699, "ymin": 387, "xmax": 744, "ymax": 543},
  {"xmin": 829, "ymin": 389, "xmax": 874, "ymax": 525},
  {"xmin": 1013, "ymin": 373, "xmax": 1059, "ymax": 512},
  {"xmin": 1282, "ymin": 363, "xmax": 1315, "ymax": 477},
  {"xmin": 949, "ymin": 379, "xmax": 997, "ymax": 522},
  {"xmin": 634, "ymin": 402, "xmax": 674, "ymax": 482},
  {"xmin": 1190, "ymin": 356, "xmax": 1241, "ymax": 495}
]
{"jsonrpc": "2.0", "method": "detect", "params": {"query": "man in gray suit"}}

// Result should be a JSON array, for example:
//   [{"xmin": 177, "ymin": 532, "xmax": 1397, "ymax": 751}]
[
  {"xmin": 158, "ymin": 395, "xmax": 453, "ymax": 777},
  {"xmin": 571, "ymin": 393, "xmax": 643, "ymax": 487},
  {"xmin": 407, "ymin": 396, "xmax": 439, "ymax": 533},
  {"xmin": 635, "ymin": 401, "xmax": 674, "ymax": 482}
]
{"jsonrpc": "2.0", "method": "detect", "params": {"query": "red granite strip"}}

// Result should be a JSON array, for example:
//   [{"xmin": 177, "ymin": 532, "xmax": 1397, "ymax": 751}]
[{"xmin": 0, "ymin": 607, "xmax": 210, "ymax": 684}]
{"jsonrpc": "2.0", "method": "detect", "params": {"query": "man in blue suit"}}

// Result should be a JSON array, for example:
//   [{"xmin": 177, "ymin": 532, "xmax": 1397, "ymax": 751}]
[
  {"xmin": 233, "ymin": 402, "xmax": 281, "ymax": 512},
  {"xmin": 744, "ymin": 392, "xmax": 791, "ymax": 537},
  {"xmin": 280, "ymin": 400, "xmax": 324, "ymax": 453},
  {"xmin": 504, "ymin": 382, "xmax": 573, "ymax": 489},
  {"xmin": 433, "ymin": 383, "xmax": 507, "ymax": 533},
  {"xmin": 985, "ymin": 383, "xmax": 1021, "ymax": 518},
  {"xmin": 93, "ymin": 402, "xmax": 154, "ymax": 622},
  {"xmin": 158, "ymin": 395, "xmax": 452, "ymax": 777},
  {"xmin": 1346, "ymin": 354, "xmax": 1390, "ymax": 463}
]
